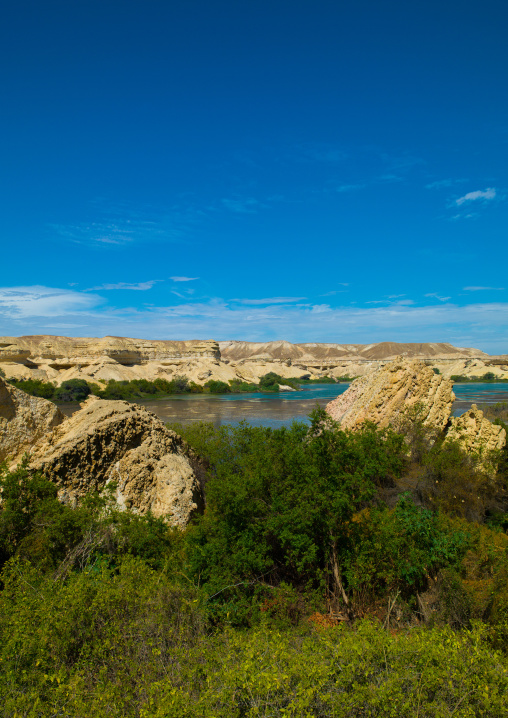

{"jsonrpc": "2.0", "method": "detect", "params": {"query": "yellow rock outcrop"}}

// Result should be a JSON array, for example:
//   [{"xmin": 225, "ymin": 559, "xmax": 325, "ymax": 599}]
[
  {"xmin": 0, "ymin": 377, "xmax": 64, "ymax": 463},
  {"xmin": 446, "ymin": 404, "xmax": 506, "ymax": 455},
  {"xmin": 27, "ymin": 396, "xmax": 203, "ymax": 527},
  {"xmin": 325, "ymin": 358, "xmax": 455, "ymax": 431}
]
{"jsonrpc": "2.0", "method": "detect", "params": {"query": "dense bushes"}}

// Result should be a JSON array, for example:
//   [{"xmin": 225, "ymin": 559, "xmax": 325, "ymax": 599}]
[
  {"xmin": 171, "ymin": 411, "xmax": 486, "ymax": 625},
  {"xmin": 0, "ymin": 460, "xmax": 181, "ymax": 575},
  {"xmin": 2, "ymin": 408, "xmax": 508, "ymax": 713},
  {"xmin": 2, "ymin": 575, "xmax": 508, "ymax": 718}
]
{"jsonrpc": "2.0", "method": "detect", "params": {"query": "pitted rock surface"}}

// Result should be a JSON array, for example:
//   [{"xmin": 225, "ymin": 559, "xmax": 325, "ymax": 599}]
[
  {"xmin": 0, "ymin": 376, "xmax": 64, "ymax": 462},
  {"xmin": 28, "ymin": 396, "xmax": 203, "ymax": 527},
  {"xmin": 325, "ymin": 358, "xmax": 455, "ymax": 431},
  {"xmin": 446, "ymin": 404, "xmax": 506, "ymax": 454}
]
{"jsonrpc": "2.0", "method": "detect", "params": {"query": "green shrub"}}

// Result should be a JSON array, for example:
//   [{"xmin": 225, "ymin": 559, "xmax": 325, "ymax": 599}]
[
  {"xmin": 258, "ymin": 372, "xmax": 299, "ymax": 391},
  {"xmin": 179, "ymin": 410, "xmax": 406, "ymax": 624},
  {"xmin": 205, "ymin": 380, "xmax": 231, "ymax": 394},
  {"xmin": 53, "ymin": 379, "xmax": 91, "ymax": 403},
  {"xmin": 8, "ymin": 378, "xmax": 56, "ymax": 399},
  {"xmin": 229, "ymin": 379, "xmax": 260, "ymax": 392}
]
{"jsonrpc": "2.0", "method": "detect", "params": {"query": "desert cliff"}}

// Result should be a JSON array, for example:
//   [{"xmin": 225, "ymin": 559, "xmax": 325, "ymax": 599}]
[{"xmin": 1, "ymin": 336, "xmax": 506, "ymax": 387}]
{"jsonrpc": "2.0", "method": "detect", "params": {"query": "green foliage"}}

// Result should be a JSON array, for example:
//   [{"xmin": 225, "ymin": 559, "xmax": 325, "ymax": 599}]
[
  {"xmin": 204, "ymin": 379, "xmax": 231, "ymax": 394},
  {"xmin": 481, "ymin": 401, "xmax": 508, "ymax": 423},
  {"xmin": 1, "ymin": 575, "xmax": 507, "ymax": 718},
  {"xmin": 0, "ymin": 461, "xmax": 182, "ymax": 575},
  {"xmin": 258, "ymin": 371, "xmax": 282, "ymax": 390},
  {"xmin": 298, "ymin": 375, "xmax": 338, "ymax": 384},
  {"xmin": 228, "ymin": 378, "xmax": 260, "ymax": 393},
  {"xmin": 451, "ymin": 373, "xmax": 508, "ymax": 383},
  {"xmin": 432, "ymin": 366, "xmax": 441, "ymax": 374},
  {"xmin": 0, "ymin": 555, "xmax": 204, "ymax": 716},
  {"xmin": 258, "ymin": 372, "xmax": 300, "ymax": 391},
  {"xmin": 9, "ymin": 377, "xmax": 56, "ymax": 399},
  {"xmin": 53, "ymin": 378, "xmax": 91, "ymax": 402},
  {"xmin": 344, "ymin": 496, "xmax": 469, "ymax": 602},
  {"xmin": 178, "ymin": 410, "xmax": 406, "ymax": 624},
  {"xmin": 2, "ymin": 413, "xmax": 508, "ymax": 712}
]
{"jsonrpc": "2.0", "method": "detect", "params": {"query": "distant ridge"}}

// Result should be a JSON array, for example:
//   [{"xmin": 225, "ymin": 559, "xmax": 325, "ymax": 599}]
[{"xmin": 219, "ymin": 341, "xmax": 487, "ymax": 362}]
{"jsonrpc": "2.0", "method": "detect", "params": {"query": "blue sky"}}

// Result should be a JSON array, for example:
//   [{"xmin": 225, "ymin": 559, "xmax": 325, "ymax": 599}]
[{"xmin": 1, "ymin": 0, "xmax": 507, "ymax": 352}]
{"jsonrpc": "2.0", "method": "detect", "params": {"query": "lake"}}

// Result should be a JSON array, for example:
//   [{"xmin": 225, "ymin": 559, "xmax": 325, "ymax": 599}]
[{"xmin": 130, "ymin": 382, "xmax": 508, "ymax": 429}]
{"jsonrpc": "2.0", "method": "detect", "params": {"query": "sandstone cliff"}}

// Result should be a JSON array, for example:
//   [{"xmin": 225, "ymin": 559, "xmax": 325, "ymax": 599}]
[
  {"xmin": 0, "ymin": 377, "xmax": 64, "ymax": 463},
  {"xmin": 325, "ymin": 359, "xmax": 455, "ymax": 431},
  {"xmin": 0, "ymin": 335, "xmax": 505, "ymax": 386},
  {"xmin": 27, "ymin": 396, "xmax": 203, "ymax": 528}
]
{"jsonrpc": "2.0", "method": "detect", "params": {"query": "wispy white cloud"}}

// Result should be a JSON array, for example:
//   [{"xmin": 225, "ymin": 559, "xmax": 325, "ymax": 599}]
[
  {"xmin": 366, "ymin": 298, "xmax": 414, "ymax": 306},
  {"xmin": 425, "ymin": 293, "xmax": 451, "ymax": 302},
  {"xmin": 449, "ymin": 213, "xmax": 477, "ymax": 221},
  {"xmin": 50, "ymin": 199, "xmax": 204, "ymax": 248},
  {"xmin": 456, "ymin": 188, "xmax": 496, "ymax": 205},
  {"xmin": 425, "ymin": 179, "xmax": 467, "ymax": 190},
  {"xmin": 463, "ymin": 286, "xmax": 504, "ymax": 291},
  {"xmin": 1, "ymin": 286, "xmax": 507, "ymax": 354},
  {"xmin": 0, "ymin": 286, "xmax": 102, "ymax": 319},
  {"xmin": 170, "ymin": 276, "xmax": 199, "ymax": 282},
  {"xmin": 235, "ymin": 297, "xmax": 307, "ymax": 305},
  {"xmin": 321, "ymin": 284, "xmax": 349, "ymax": 296},
  {"xmin": 86, "ymin": 280, "xmax": 161, "ymax": 291}
]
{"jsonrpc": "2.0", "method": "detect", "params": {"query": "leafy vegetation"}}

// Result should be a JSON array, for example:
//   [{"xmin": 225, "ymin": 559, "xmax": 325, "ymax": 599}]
[
  {"xmin": 1, "ymin": 403, "xmax": 508, "ymax": 713},
  {"xmin": 451, "ymin": 372, "xmax": 508, "ymax": 383},
  {"xmin": 6, "ymin": 371, "xmax": 312, "ymax": 404}
]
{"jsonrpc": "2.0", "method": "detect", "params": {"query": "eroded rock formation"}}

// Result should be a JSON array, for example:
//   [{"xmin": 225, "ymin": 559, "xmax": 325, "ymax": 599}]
[
  {"xmin": 1, "ymin": 335, "xmax": 504, "ymax": 386},
  {"xmin": 325, "ymin": 359, "xmax": 506, "ymax": 464},
  {"xmin": 27, "ymin": 396, "xmax": 203, "ymax": 527},
  {"xmin": 0, "ymin": 377, "xmax": 64, "ymax": 463},
  {"xmin": 446, "ymin": 404, "xmax": 506, "ymax": 454},
  {"xmin": 325, "ymin": 359, "xmax": 455, "ymax": 431}
]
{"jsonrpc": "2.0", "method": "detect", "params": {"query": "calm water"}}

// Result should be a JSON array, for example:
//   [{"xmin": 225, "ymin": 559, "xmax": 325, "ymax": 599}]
[
  {"xmin": 139, "ymin": 384, "xmax": 348, "ymax": 429},
  {"xmin": 137, "ymin": 383, "xmax": 508, "ymax": 429},
  {"xmin": 452, "ymin": 383, "xmax": 508, "ymax": 415},
  {"xmin": 60, "ymin": 383, "xmax": 508, "ymax": 429}
]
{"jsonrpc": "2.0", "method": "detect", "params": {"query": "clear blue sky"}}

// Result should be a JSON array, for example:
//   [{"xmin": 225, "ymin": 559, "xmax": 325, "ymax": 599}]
[{"xmin": 1, "ymin": 0, "xmax": 507, "ymax": 352}]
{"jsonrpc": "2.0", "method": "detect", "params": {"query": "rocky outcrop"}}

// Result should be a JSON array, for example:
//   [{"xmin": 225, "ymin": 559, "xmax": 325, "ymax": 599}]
[
  {"xmin": 27, "ymin": 396, "xmax": 203, "ymax": 527},
  {"xmin": 325, "ymin": 359, "xmax": 506, "ymax": 469},
  {"xmin": 0, "ymin": 377, "xmax": 64, "ymax": 463},
  {"xmin": 446, "ymin": 405, "xmax": 506, "ymax": 454},
  {"xmin": 325, "ymin": 359, "xmax": 455, "ymax": 431}
]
